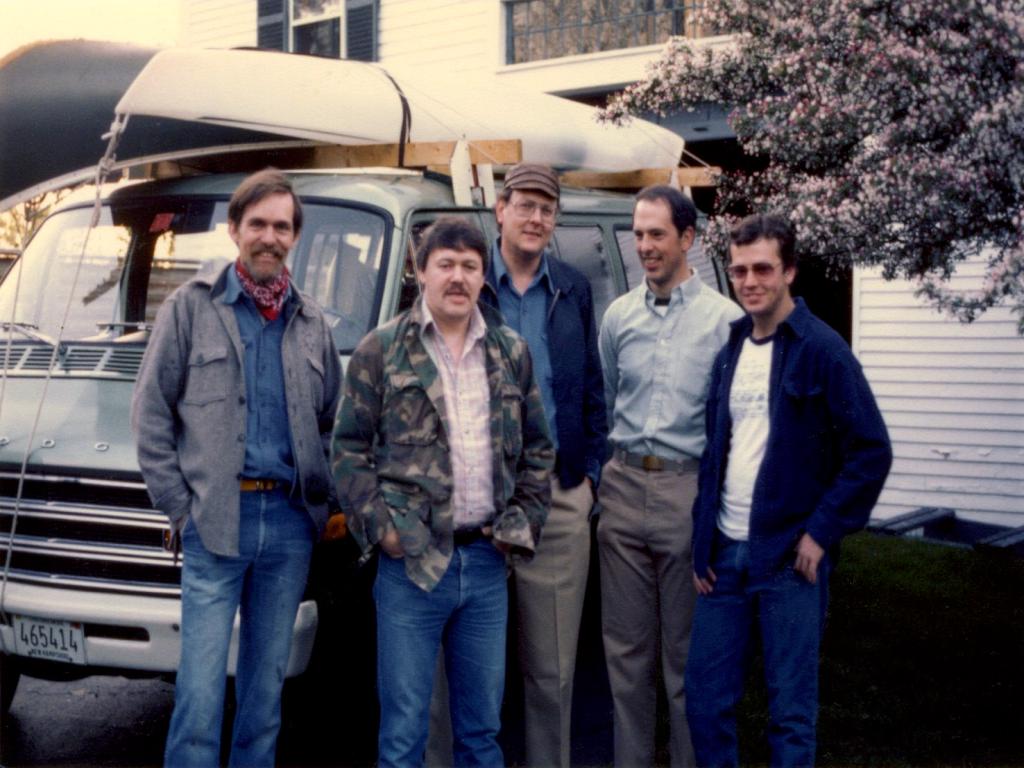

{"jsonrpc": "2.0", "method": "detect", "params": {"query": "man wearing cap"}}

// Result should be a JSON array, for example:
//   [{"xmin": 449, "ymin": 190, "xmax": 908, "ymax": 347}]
[
  {"xmin": 481, "ymin": 163, "xmax": 608, "ymax": 767},
  {"xmin": 597, "ymin": 185, "xmax": 742, "ymax": 766}
]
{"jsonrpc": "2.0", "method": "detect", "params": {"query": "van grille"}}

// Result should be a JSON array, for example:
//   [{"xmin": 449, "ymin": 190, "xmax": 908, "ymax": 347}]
[
  {"xmin": 0, "ymin": 347, "xmax": 26, "ymax": 368},
  {"xmin": 105, "ymin": 348, "xmax": 146, "ymax": 375},
  {"xmin": 22, "ymin": 346, "xmax": 55, "ymax": 370},
  {"xmin": 63, "ymin": 347, "xmax": 107, "ymax": 370},
  {"xmin": 0, "ymin": 470, "xmax": 179, "ymax": 597},
  {"xmin": 1, "ymin": 343, "xmax": 145, "ymax": 377}
]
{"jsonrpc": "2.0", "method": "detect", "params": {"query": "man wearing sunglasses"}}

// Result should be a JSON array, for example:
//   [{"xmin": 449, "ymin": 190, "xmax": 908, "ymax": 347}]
[{"xmin": 686, "ymin": 214, "xmax": 892, "ymax": 767}]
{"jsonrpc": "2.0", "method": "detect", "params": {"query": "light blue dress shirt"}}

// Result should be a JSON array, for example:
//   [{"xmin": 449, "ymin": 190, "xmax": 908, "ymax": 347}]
[{"xmin": 599, "ymin": 271, "xmax": 743, "ymax": 461}]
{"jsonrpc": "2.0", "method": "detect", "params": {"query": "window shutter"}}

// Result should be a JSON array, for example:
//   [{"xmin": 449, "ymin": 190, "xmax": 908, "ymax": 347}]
[
  {"xmin": 258, "ymin": 0, "xmax": 287, "ymax": 51},
  {"xmin": 345, "ymin": 0, "xmax": 378, "ymax": 61}
]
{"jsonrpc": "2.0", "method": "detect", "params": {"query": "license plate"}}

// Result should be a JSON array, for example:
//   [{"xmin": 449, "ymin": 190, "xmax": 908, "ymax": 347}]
[{"xmin": 12, "ymin": 615, "xmax": 86, "ymax": 664}]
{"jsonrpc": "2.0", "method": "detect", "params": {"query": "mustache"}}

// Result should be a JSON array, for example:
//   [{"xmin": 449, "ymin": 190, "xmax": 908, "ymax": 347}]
[{"xmin": 253, "ymin": 245, "xmax": 287, "ymax": 259}]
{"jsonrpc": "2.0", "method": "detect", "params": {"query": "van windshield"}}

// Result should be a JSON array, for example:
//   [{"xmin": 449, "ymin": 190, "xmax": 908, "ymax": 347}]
[{"xmin": 0, "ymin": 198, "xmax": 387, "ymax": 353}]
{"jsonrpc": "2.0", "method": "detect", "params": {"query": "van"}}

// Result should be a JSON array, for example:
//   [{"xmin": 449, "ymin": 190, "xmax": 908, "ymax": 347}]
[
  {"xmin": 0, "ymin": 165, "xmax": 727, "ymax": 715},
  {"xmin": 0, "ymin": 46, "xmax": 731, "ymax": 737}
]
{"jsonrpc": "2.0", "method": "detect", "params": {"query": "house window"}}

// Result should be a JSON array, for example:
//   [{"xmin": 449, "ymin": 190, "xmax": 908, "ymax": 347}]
[
  {"xmin": 505, "ymin": 0, "xmax": 704, "ymax": 65},
  {"xmin": 292, "ymin": 0, "xmax": 343, "ymax": 57},
  {"xmin": 257, "ymin": 0, "xmax": 377, "ymax": 61}
]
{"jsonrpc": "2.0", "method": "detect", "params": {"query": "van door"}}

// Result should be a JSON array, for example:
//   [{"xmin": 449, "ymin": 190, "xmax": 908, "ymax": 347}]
[{"xmin": 550, "ymin": 224, "xmax": 622, "ymax": 325}]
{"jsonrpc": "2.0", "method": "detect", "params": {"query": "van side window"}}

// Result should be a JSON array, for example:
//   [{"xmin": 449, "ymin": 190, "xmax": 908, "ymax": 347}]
[
  {"xmin": 552, "ymin": 225, "xmax": 617, "ymax": 323},
  {"xmin": 396, "ymin": 220, "xmax": 435, "ymax": 314},
  {"xmin": 616, "ymin": 227, "xmax": 644, "ymax": 291},
  {"xmin": 685, "ymin": 238, "xmax": 728, "ymax": 294},
  {"xmin": 398, "ymin": 213, "xmax": 490, "ymax": 314}
]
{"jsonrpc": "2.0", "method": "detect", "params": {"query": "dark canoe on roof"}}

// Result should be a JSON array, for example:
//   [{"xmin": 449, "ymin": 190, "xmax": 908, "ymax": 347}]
[{"xmin": 0, "ymin": 39, "xmax": 287, "ymax": 208}]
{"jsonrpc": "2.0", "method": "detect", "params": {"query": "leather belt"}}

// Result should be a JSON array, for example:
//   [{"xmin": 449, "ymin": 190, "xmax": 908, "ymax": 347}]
[
  {"xmin": 453, "ymin": 527, "xmax": 487, "ymax": 547},
  {"xmin": 239, "ymin": 478, "xmax": 281, "ymax": 492},
  {"xmin": 614, "ymin": 448, "xmax": 699, "ymax": 473}
]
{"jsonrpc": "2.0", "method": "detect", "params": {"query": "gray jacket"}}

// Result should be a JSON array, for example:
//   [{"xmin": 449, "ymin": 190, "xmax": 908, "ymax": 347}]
[{"xmin": 131, "ymin": 264, "xmax": 343, "ymax": 556}]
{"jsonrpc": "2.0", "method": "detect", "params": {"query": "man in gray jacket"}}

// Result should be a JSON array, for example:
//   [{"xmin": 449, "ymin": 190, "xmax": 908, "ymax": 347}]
[{"xmin": 131, "ymin": 169, "xmax": 342, "ymax": 768}]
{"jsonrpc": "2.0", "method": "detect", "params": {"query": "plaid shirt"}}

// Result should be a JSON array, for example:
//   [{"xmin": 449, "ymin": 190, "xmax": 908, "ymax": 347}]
[{"xmin": 422, "ymin": 304, "xmax": 495, "ymax": 529}]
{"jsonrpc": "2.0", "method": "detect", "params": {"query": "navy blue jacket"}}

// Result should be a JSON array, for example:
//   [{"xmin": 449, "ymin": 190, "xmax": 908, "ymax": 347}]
[
  {"xmin": 482, "ymin": 252, "xmax": 608, "ymax": 489},
  {"xmin": 692, "ymin": 298, "xmax": 892, "ymax": 579}
]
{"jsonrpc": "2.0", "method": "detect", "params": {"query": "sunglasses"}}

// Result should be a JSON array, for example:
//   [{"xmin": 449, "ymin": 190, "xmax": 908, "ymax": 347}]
[{"xmin": 726, "ymin": 262, "xmax": 782, "ymax": 281}]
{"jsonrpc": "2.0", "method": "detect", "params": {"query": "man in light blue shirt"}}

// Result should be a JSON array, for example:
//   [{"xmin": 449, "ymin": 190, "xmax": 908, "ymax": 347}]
[{"xmin": 597, "ymin": 185, "xmax": 742, "ymax": 767}]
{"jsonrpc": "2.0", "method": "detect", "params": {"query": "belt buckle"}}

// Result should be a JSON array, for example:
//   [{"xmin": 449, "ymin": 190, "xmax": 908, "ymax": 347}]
[
  {"xmin": 241, "ymin": 478, "xmax": 277, "ymax": 492},
  {"xmin": 641, "ymin": 455, "xmax": 663, "ymax": 471}
]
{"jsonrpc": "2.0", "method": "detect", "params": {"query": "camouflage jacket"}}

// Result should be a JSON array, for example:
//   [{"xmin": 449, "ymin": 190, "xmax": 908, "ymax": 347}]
[{"xmin": 331, "ymin": 299, "xmax": 554, "ymax": 592}]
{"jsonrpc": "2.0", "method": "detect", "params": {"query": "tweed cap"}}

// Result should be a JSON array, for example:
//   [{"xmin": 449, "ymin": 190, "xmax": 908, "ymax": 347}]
[{"xmin": 503, "ymin": 163, "xmax": 560, "ymax": 200}]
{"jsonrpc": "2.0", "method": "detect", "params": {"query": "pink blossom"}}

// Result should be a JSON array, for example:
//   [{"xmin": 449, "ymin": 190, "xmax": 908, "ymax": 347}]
[{"xmin": 601, "ymin": 0, "xmax": 1024, "ymax": 330}]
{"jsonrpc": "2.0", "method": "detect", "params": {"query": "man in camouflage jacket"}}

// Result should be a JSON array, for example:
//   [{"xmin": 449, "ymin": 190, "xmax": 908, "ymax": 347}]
[{"xmin": 332, "ymin": 217, "xmax": 553, "ymax": 766}]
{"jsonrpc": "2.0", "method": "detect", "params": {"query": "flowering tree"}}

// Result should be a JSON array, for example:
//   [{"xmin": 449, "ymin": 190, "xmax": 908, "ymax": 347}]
[{"xmin": 602, "ymin": 0, "xmax": 1024, "ymax": 329}]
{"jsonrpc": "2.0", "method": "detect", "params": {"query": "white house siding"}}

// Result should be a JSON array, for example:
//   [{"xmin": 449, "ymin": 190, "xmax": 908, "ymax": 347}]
[
  {"xmin": 180, "ymin": 0, "xmax": 257, "ymax": 49},
  {"xmin": 379, "ymin": 0, "xmax": 501, "ymax": 77},
  {"xmin": 853, "ymin": 261, "xmax": 1024, "ymax": 528},
  {"xmin": 177, "ymin": 1, "xmax": 731, "ymax": 99}
]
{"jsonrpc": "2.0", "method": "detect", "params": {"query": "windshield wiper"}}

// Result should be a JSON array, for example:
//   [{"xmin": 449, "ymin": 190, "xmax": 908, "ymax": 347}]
[{"xmin": 1, "ymin": 321, "xmax": 56, "ymax": 345}]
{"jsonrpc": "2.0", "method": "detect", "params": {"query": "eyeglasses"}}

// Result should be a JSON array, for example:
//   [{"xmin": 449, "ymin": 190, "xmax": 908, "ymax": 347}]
[
  {"xmin": 726, "ymin": 262, "xmax": 782, "ymax": 281},
  {"xmin": 510, "ymin": 200, "xmax": 558, "ymax": 221}
]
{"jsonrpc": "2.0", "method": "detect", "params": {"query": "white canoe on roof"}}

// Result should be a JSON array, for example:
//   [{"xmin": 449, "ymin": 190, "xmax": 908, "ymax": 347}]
[{"xmin": 114, "ymin": 48, "xmax": 683, "ymax": 172}]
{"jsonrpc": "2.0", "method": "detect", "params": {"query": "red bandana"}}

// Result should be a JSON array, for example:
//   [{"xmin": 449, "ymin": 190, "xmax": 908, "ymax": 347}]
[{"xmin": 235, "ymin": 258, "xmax": 291, "ymax": 321}]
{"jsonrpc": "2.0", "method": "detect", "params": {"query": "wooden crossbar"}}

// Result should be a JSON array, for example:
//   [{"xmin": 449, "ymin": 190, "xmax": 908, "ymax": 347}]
[
  {"xmin": 311, "ymin": 140, "xmax": 522, "ymax": 168},
  {"xmin": 560, "ymin": 166, "xmax": 721, "ymax": 190},
  {"xmin": 143, "ymin": 139, "xmax": 524, "ymax": 178},
  {"xmin": 139, "ymin": 141, "xmax": 719, "ymax": 194}
]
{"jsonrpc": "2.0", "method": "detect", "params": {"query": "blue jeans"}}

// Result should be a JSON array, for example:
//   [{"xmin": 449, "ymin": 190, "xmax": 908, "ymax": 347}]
[
  {"xmin": 374, "ymin": 539, "xmax": 507, "ymax": 768},
  {"xmin": 685, "ymin": 534, "xmax": 830, "ymax": 768},
  {"xmin": 164, "ymin": 489, "xmax": 314, "ymax": 768}
]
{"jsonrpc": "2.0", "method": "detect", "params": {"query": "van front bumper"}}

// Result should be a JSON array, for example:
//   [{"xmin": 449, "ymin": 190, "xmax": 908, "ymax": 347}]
[{"xmin": 0, "ymin": 581, "xmax": 317, "ymax": 678}]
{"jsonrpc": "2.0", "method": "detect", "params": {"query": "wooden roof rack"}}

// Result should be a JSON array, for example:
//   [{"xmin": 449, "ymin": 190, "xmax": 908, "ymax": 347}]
[
  {"xmin": 560, "ymin": 166, "xmax": 721, "ymax": 191},
  {"xmin": 137, "ymin": 139, "xmax": 719, "ymax": 206}
]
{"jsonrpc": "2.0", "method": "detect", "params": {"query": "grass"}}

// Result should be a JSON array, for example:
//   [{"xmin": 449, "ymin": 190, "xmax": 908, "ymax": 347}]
[
  {"xmin": 737, "ymin": 532, "xmax": 1024, "ymax": 766},
  {"xmin": 279, "ymin": 531, "xmax": 1024, "ymax": 766}
]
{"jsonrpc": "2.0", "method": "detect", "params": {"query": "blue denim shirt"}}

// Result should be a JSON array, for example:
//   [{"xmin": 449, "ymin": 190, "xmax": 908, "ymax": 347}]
[
  {"xmin": 692, "ymin": 299, "xmax": 893, "ymax": 579},
  {"xmin": 482, "ymin": 244, "xmax": 608, "ymax": 490},
  {"xmin": 132, "ymin": 264, "xmax": 343, "ymax": 557},
  {"xmin": 223, "ymin": 266, "xmax": 296, "ymax": 484},
  {"xmin": 491, "ymin": 243, "xmax": 558, "ymax": 452}
]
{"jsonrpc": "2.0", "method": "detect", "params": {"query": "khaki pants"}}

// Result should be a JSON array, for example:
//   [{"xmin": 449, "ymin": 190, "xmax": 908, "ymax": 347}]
[
  {"xmin": 596, "ymin": 455, "xmax": 698, "ymax": 768},
  {"xmin": 427, "ymin": 477, "xmax": 592, "ymax": 767},
  {"xmin": 513, "ymin": 477, "xmax": 593, "ymax": 767}
]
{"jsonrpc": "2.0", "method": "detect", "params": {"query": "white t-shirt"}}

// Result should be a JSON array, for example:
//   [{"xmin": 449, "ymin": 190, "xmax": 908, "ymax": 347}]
[{"xmin": 718, "ymin": 335, "xmax": 773, "ymax": 540}]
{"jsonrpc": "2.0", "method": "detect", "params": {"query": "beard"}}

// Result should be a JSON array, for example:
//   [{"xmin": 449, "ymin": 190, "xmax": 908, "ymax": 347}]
[{"xmin": 247, "ymin": 247, "xmax": 287, "ymax": 284}]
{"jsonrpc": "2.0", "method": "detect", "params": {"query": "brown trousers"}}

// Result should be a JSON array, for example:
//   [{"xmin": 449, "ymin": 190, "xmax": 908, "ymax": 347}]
[{"xmin": 596, "ymin": 455, "xmax": 698, "ymax": 768}]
